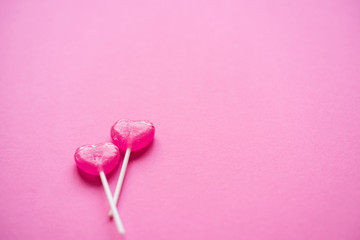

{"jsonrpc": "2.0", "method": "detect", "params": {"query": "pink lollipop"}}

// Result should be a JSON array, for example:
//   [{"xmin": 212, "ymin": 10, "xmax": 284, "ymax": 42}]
[
  {"xmin": 109, "ymin": 119, "xmax": 155, "ymax": 216},
  {"xmin": 74, "ymin": 142, "xmax": 125, "ymax": 234}
]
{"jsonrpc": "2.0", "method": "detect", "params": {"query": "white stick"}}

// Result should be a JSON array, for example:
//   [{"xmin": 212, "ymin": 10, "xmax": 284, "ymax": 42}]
[
  {"xmin": 109, "ymin": 147, "xmax": 131, "ymax": 217},
  {"xmin": 99, "ymin": 170, "xmax": 125, "ymax": 234}
]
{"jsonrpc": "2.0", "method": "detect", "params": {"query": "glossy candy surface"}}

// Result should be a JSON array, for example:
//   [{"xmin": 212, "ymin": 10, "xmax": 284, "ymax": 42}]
[
  {"xmin": 74, "ymin": 142, "xmax": 120, "ymax": 175},
  {"xmin": 111, "ymin": 119, "xmax": 155, "ymax": 151}
]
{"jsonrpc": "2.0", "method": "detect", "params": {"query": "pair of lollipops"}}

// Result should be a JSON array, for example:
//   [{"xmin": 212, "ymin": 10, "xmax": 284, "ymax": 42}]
[{"xmin": 74, "ymin": 119, "xmax": 155, "ymax": 234}]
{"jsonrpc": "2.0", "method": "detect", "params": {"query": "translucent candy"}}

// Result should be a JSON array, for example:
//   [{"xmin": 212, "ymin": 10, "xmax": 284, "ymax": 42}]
[
  {"xmin": 111, "ymin": 119, "xmax": 155, "ymax": 152},
  {"xmin": 74, "ymin": 142, "xmax": 120, "ymax": 175}
]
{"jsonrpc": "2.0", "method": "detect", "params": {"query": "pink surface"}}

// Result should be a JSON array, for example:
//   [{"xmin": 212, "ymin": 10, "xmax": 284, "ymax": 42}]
[{"xmin": 0, "ymin": 0, "xmax": 360, "ymax": 239}]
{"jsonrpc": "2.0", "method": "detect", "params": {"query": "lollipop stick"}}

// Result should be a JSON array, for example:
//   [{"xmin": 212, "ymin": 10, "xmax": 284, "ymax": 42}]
[
  {"xmin": 109, "ymin": 147, "xmax": 131, "ymax": 217},
  {"xmin": 99, "ymin": 170, "xmax": 125, "ymax": 234}
]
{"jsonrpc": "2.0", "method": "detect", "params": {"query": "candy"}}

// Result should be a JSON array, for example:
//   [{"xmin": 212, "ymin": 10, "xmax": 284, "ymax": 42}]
[
  {"xmin": 109, "ymin": 119, "xmax": 155, "ymax": 217},
  {"xmin": 74, "ymin": 142, "xmax": 125, "ymax": 234},
  {"xmin": 74, "ymin": 142, "xmax": 120, "ymax": 175},
  {"xmin": 111, "ymin": 119, "xmax": 155, "ymax": 152}
]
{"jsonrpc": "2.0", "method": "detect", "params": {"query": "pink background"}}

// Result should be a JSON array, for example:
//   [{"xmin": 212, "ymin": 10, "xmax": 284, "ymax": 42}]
[{"xmin": 1, "ymin": 0, "xmax": 360, "ymax": 239}]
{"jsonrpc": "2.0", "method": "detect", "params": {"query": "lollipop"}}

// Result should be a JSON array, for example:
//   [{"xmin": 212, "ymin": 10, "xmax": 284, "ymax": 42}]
[
  {"xmin": 109, "ymin": 119, "xmax": 155, "ymax": 216},
  {"xmin": 74, "ymin": 142, "xmax": 125, "ymax": 234}
]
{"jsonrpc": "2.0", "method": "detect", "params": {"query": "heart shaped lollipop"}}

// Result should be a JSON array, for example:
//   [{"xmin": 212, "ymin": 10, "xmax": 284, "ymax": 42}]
[
  {"xmin": 74, "ymin": 142, "xmax": 125, "ymax": 234},
  {"xmin": 75, "ymin": 142, "xmax": 120, "ymax": 175},
  {"xmin": 111, "ymin": 119, "xmax": 155, "ymax": 152},
  {"xmin": 109, "ymin": 119, "xmax": 155, "ymax": 216}
]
